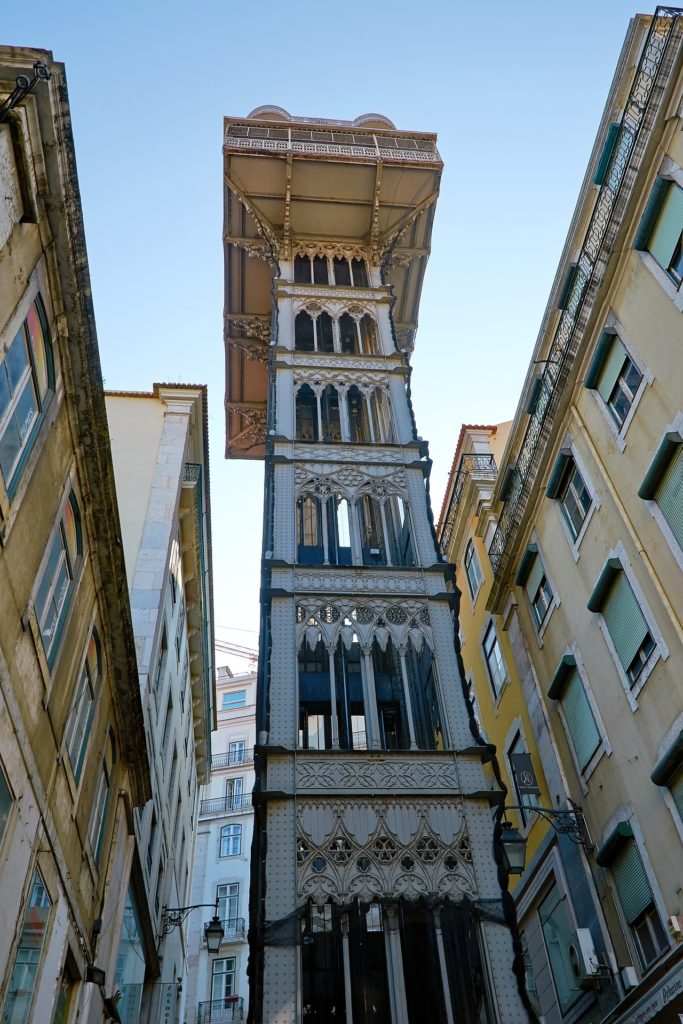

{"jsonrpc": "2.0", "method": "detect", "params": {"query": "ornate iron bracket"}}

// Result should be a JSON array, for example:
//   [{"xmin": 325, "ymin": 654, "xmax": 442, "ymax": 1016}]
[
  {"xmin": 0, "ymin": 62, "xmax": 51, "ymax": 124},
  {"xmin": 161, "ymin": 901, "xmax": 218, "ymax": 936},
  {"xmin": 505, "ymin": 801, "xmax": 591, "ymax": 853}
]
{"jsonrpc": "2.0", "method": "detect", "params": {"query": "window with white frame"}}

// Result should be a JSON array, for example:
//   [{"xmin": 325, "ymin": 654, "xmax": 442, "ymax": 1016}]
[
  {"xmin": 538, "ymin": 883, "xmax": 582, "ymax": 1014},
  {"xmin": 2, "ymin": 869, "xmax": 52, "ymax": 1023},
  {"xmin": 0, "ymin": 293, "xmax": 54, "ymax": 496},
  {"xmin": 596, "ymin": 826, "xmax": 668, "ymax": 970},
  {"xmin": 228, "ymin": 740, "xmax": 246, "ymax": 765},
  {"xmin": 220, "ymin": 823, "xmax": 242, "ymax": 857},
  {"xmin": 217, "ymin": 882, "xmax": 240, "ymax": 928},
  {"xmin": 482, "ymin": 621, "xmax": 506, "ymax": 697},
  {"xmin": 0, "ymin": 761, "xmax": 12, "ymax": 847},
  {"xmin": 211, "ymin": 957, "xmax": 236, "ymax": 1001},
  {"xmin": 464, "ymin": 539, "xmax": 483, "ymax": 598},
  {"xmin": 516, "ymin": 547, "xmax": 554, "ymax": 631},
  {"xmin": 222, "ymin": 689, "xmax": 247, "ymax": 711},
  {"xmin": 584, "ymin": 332, "xmax": 643, "ymax": 432},
  {"xmin": 588, "ymin": 562, "xmax": 657, "ymax": 688},
  {"xmin": 88, "ymin": 730, "xmax": 115, "ymax": 865},
  {"xmin": 635, "ymin": 178, "xmax": 683, "ymax": 286},
  {"xmin": 546, "ymin": 454, "xmax": 592, "ymax": 542},
  {"xmin": 64, "ymin": 627, "xmax": 102, "ymax": 783},
  {"xmin": 639, "ymin": 434, "xmax": 683, "ymax": 554},
  {"xmin": 293, "ymin": 252, "xmax": 369, "ymax": 288},
  {"xmin": 226, "ymin": 777, "xmax": 243, "ymax": 808},
  {"xmin": 34, "ymin": 489, "xmax": 83, "ymax": 666},
  {"xmin": 548, "ymin": 657, "xmax": 602, "ymax": 774}
]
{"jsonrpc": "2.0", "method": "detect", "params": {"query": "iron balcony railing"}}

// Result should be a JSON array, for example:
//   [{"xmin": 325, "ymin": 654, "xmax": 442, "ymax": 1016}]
[
  {"xmin": 488, "ymin": 7, "xmax": 682, "ymax": 582},
  {"xmin": 211, "ymin": 750, "xmax": 254, "ymax": 771},
  {"xmin": 204, "ymin": 918, "xmax": 246, "ymax": 943},
  {"xmin": 440, "ymin": 452, "xmax": 497, "ymax": 555},
  {"xmin": 199, "ymin": 794, "xmax": 253, "ymax": 818},
  {"xmin": 197, "ymin": 996, "xmax": 244, "ymax": 1023}
]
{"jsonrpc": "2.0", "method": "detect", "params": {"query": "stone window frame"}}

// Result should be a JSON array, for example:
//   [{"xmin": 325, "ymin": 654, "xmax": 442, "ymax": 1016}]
[
  {"xmin": 634, "ymin": 156, "xmax": 683, "ymax": 312},
  {"xmin": 546, "ymin": 434, "xmax": 601, "ymax": 562},
  {"xmin": 639, "ymin": 410, "xmax": 683, "ymax": 572},
  {"xmin": 584, "ymin": 312, "xmax": 652, "ymax": 454},
  {"xmin": 550, "ymin": 644, "xmax": 612, "ymax": 795}
]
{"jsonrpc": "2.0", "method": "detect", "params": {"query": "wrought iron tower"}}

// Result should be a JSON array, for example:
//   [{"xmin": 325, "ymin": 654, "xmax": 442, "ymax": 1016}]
[{"xmin": 223, "ymin": 106, "xmax": 531, "ymax": 1024}]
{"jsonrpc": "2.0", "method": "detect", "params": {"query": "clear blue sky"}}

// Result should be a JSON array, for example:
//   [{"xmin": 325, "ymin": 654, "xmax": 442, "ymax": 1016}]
[{"xmin": 5, "ymin": 0, "xmax": 653, "ymax": 668}]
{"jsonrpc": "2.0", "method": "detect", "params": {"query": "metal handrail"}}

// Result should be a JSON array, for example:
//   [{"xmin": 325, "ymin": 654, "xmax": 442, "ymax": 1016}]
[
  {"xmin": 203, "ymin": 917, "xmax": 246, "ymax": 942},
  {"xmin": 440, "ymin": 452, "xmax": 497, "ymax": 554},
  {"xmin": 197, "ymin": 997, "xmax": 244, "ymax": 1023},
  {"xmin": 211, "ymin": 750, "xmax": 254, "ymax": 770},
  {"xmin": 199, "ymin": 794, "xmax": 253, "ymax": 817}
]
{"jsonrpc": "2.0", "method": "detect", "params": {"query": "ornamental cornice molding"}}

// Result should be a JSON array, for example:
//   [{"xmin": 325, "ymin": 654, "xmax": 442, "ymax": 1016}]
[
  {"xmin": 295, "ymin": 597, "xmax": 432, "ymax": 653},
  {"xmin": 292, "ymin": 568, "xmax": 427, "ymax": 597},
  {"xmin": 288, "ymin": 354, "xmax": 400, "ymax": 373},
  {"xmin": 292, "ymin": 239, "xmax": 370, "ymax": 262},
  {"xmin": 293, "ymin": 368, "xmax": 390, "ymax": 392},
  {"xmin": 295, "ymin": 756, "xmax": 457, "ymax": 792},
  {"xmin": 279, "ymin": 284, "xmax": 392, "ymax": 305},
  {"xmin": 225, "ymin": 404, "xmax": 267, "ymax": 442},
  {"xmin": 286, "ymin": 443, "xmax": 406, "ymax": 464},
  {"xmin": 228, "ymin": 338, "xmax": 269, "ymax": 364}
]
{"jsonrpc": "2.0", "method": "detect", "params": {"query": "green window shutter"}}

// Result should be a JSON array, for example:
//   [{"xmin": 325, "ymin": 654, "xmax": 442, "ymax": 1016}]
[
  {"xmin": 611, "ymin": 841, "xmax": 654, "ymax": 924},
  {"xmin": 656, "ymin": 445, "xmax": 683, "ymax": 549},
  {"xmin": 671, "ymin": 772, "xmax": 683, "ymax": 822},
  {"xmin": 525, "ymin": 555, "xmax": 545, "ymax": 600},
  {"xmin": 561, "ymin": 671, "xmax": 600, "ymax": 770},
  {"xmin": 601, "ymin": 573, "xmax": 648, "ymax": 672},
  {"xmin": 648, "ymin": 183, "xmax": 683, "ymax": 270},
  {"xmin": 594, "ymin": 123, "xmax": 621, "ymax": 186},
  {"xmin": 597, "ymin": 337, "xmax": 627, "ymax": 403}
]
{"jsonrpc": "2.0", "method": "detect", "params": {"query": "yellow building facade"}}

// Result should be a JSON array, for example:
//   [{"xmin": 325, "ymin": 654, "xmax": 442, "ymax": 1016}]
[{"xmin": 449, "ymin": 11, "xmax": 683, "ymax": 1024}]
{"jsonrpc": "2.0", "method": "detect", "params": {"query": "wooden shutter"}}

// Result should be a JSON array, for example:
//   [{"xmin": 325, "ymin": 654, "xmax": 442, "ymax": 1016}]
[
  {"xmin": 561, "ymin": 671, "xmax": 601, "ymax": 770},
  {"xmin": 671, "ymin": 772, "xmax": 683, "ymax": 822},
  {"xmin": 525, "ymin": 555, "xmax": 545, "ymax": 600},
  {"xmin": 601, "ymin": 573, "xmax": 648, "ymax": 672},
  {"xmin": 656, "ymin": 445, "xmax": 683, "ymax": 549},
  {"xmin": 597, "ymin": 337, "xmax": 627, "ymax": 403},
  {"xmin": 648, "ymin": 183, "xmax": 683, "ymax": 270},
  {"xmin": 611, "ymin": 841, "xmax": 654, "ymax": 924}
]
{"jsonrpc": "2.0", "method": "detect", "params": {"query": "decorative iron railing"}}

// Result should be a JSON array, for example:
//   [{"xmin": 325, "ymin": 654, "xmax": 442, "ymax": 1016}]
[
  {"xmin": 488, "ymin": 7, "xmax": 682, "ymax": 582},
  {"xmin": 197, "ymin": 996, "xmax": 244, "ymax": 1023},
  {"xmin": 439, "ymin": 453, "xmax": 497, "ymax": 555},
  {"xmin": 199, "ymin": 794, "xmax": 253, "ymax": 817},
  {"xmin": 224, "ymin": 123, "xmax": 439, "ymax": 163},
  {"xmin": 203, "ymin": 918, "xmax": 246, "ymax": 943},
  {"xmin": 211, "ymin": 750, "xmax": 254, "ymax": 771}
]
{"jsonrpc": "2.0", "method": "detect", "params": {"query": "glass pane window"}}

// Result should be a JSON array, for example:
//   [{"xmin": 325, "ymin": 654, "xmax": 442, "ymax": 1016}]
[
  {"xmin": 0, "ymin": 296, "xmax": 53, "ymax": 490},
  {"xmin": 531, "ymin": 573, "xmax": 554, "ymax": 629},
  {"xmin": 217, "ymin": 883, "xmax": 240, "ymax": 926},
  {"xmin": 483, "ymin": 622, "xmax": 506, "ymax": 697},
  {"xmin": 222, "ymin": 690, "xmax": 247, "ymax": 711},
  {"xmin": 2, "ymin": 870, "xmax": 52, "ymax": 1024},
  {"xmin": 228, "ymin": 741, "xmax": 245, "ymax": 764},
  {"xmin": 464, "ymin": 540, "xmax": 483, "ymax": 597},
  {"xmin": 607, "ymin": 356, "xmax": 643, "ymax": 429},
  {"xmin": 220, "ymin": 824, "xmax": 242, "ymax": 857},
  {"xmin": 560, "ymin": 670, "xmax": 601, "ymax": 771},
  {"xmin": 211, "ymin": 957, "xmax": 236, "ymax": 1001},
  {"xmin": 655, "ymin": 445, "xmax": 683, "ymax": 550},
  {"xmin": 610, "ymin": 841, "xmax": 667, "ymax": 969},
  {"xmin": 34, "ymin": 491, "xmax": 83, "ymax": 664},
  {"xmin": 558, "ymin": 461, "xmax": 592, "ymax": 540},
  {"xmin": 89, "ymin": 732, "xmax": 115, "ymax": 864},
  {"xmin": 0, "ymin": 762, "xmax": 12, "ymax": 846},
  {"xmin": 647, "ymin": 182, "xmax": 683, "ymax": 281},
  {"xmin": 539, "ymin": 884, "xmax": 582, "ymax": 1014},
  {"xmin": 64, "ymin": 628, "xmax": 102, "ymax": 782},
  {"xmin": 599, "ymin": 572, "xmax": 654, "ymax": 686}
]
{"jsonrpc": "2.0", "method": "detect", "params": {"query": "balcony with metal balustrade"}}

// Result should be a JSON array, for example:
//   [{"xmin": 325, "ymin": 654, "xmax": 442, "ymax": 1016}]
[{"xmin": 197, "ymin": 996, "xmax": 244, "ymax": 1022}]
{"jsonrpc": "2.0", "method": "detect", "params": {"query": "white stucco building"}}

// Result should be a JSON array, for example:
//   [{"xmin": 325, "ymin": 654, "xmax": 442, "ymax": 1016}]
[
  {"xmin": 106, "ymin": 383, "xmax": 216, "ymax": 1023},
  {"xmin": 185, "ymin": 666, "xmax": 257, "ymax": 1023}
]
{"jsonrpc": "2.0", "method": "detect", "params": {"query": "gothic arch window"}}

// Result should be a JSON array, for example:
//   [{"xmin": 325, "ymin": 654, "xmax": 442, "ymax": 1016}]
[
  {"xmin": 371, "ymin": 637, "xmax": 410, "ymax": 751},
  {"xmin": 296, "ymin": 385, "xmax": 318, "ymax": 441},
  {"xmin": 358, "ymin": 495, "xmax": 386, "ymax": 565},
  {"xmin": 298, "ymin": 635, "xmax": 332, "ymax": 750},
  {"xmin": 359, "ymin": 315, "xmax": 378, "ymax": 355},
  {"xmin": 294, "ymin": 254, "xmax": 329, "ymax": 285},
  {"xmin": 333, "ymin": 256, "xmax": 369, "ymax": 288},
  {"xmin": 295, "ymin": 312, "xmax": 315, "ymax": 352},
  {"xmin": 369, "ymin": 388, "xmax": 393, "ymax": 442},
  {"xmin": 327, "ymin": 495, "xmax": 352, "ymax": 566},
  {"xmin": 339, "ymin": 314, "xmax": 358, "ymax": 355},
  {"xmin": 347, "ymin": 386, "xmax": 371, "ymax": 442},
  {"xmin": 385, "ymin": 495, "xmax": 415, "ymax": 567},
  {"xmin": 297, "ymin": 495, "xmax": 324, "ymax": 564},
  {"xmin": 320, "ymin": 385, "xmax": 341, "ymax": 441}
]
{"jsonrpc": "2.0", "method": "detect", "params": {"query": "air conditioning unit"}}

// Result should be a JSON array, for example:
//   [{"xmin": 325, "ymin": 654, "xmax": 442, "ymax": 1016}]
[
  {"xmin": 568, "ymin": 928, "xmax": 601, "ymax": 988},
  {"xmin": 621, "ymin": 966, "xmax": 638, "ymax": 991}
]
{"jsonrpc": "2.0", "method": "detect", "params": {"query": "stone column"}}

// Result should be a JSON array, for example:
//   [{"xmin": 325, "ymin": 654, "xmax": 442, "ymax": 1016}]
[
  {"xmin": 321, "ymin": 497, "xmax": 330, "ymax": 565},
  {"xmin": 398, "ymin": 649, "xmax": 418, "ymax": 750},
  {"xmin": 433, "ymin": 907, "xmax": 455, "ymax": 1024},
  {"xmin": 327, "ymin": 646, "xmax": 340, "ymax": 750},
  {"xmin": 379, "ymin": 501, "xmax": 393, "ymax": 566},
  {"xmin": 341, "ymin": 914, "xmax": 354, "ymax": 1024},
  {"xmin": 361, "ymin": 647, "xmax": 381, "ymax": 750},
  {"xmin": 384, "ymin": 906, "xmax": 409, "ymax": 1024}
]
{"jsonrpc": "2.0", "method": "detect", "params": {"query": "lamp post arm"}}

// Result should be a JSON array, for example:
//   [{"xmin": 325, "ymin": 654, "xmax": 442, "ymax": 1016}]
[
  {"xmin": 503, "ymin": 803, "xmax": 591, "ymax": 852},
  {"xmin": 161, "ymin": 901, "xmax": 220, "ymax": 935}
]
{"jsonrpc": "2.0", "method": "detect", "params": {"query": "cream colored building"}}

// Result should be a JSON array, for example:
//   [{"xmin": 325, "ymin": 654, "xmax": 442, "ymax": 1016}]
[
  {"xmin": 106, "ymin": 384, "xmax": 216, "ymax": 1023},
  {"xmin": 480, "ymin": 11, "xmax": 683, "ymax": 1024},
  {"xmin": 0, "ymin": 48, "xmax": 150, "ymax": 1022},
  {"xmin": 186, "ymin": 665, "xmax": 257, "ymax": 1023}
]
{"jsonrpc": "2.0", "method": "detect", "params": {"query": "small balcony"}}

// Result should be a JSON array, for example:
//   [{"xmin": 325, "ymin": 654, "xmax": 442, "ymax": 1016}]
[
  {"xmin": 199, "ymin": 794, "xmax": 253, "ymax": 818},
  {"xmin": 197, "ymin": 996, "xmax": 244, "ymax": 1022},
  {"xmin": 204, "ymin": 918, "xmax": 246, "ymax": 944},
  {"xmin": 211, "ymin": 749, "xmax": 254, "ymax": 771}
]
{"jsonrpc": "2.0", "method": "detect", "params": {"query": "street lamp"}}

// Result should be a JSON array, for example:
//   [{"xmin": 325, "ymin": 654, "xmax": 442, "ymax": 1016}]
[
  {"xmin": 161, "ymin": 901, "xmax": 225, "ymax": 952},
  {"xmin": 500, "ymin": 821, "xmax": 527, "ymax": 875}
]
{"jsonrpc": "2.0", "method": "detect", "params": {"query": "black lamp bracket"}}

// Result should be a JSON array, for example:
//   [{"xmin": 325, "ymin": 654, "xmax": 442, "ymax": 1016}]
[
  {"xmin": 161, "ymin": 901, "xmax": 219, "ymax": 936},
  {"xmin": 0, "ymin": 62, "xmax": 51, "ymax": 124},
  {"xmin": 504, "ymin": 801, "xmax": 591, "ymax": 853}
]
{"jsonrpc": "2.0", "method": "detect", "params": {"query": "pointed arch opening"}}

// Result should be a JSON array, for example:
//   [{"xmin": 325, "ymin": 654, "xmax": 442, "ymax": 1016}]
[
  {"xmin": 347, "ymin": 386, "xmax": 371, "ymax": 442},
  {"xmin": 296, "ymin": 384, "xmax": 318, "ymax": 441},
  {"xmin": 295, "ymin": 311, "xmax": 315, "ymax": 351},
  {"xmin": 320, "ymin": 385, "xmax": 341, "ymax": 442}
]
